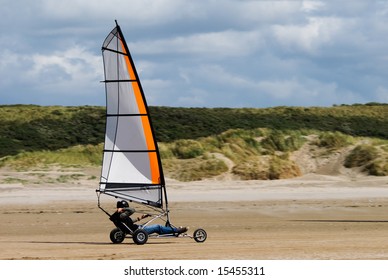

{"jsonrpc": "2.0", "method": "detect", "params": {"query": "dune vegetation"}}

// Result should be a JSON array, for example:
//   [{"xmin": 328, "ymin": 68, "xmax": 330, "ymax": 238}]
[{"xmin": 0, "ymin": 104, "xmax": 387, "ymax": 182}]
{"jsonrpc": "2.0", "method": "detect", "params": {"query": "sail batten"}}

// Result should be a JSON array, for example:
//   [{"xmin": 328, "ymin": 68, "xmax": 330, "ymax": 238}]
[
  {"xmin": 104, "ymin": 79, "xmax": 137, "ymax": 83},
  {"xmin": 98, "ymin": 23, "xmax": 166, "ymax": 209},
  {"xmin": 101, "ymin": 47, "xmax": 127, "ymax": 55},
  {"xmin": 103, "ymin": 149, "xmax": 157, "ymax": 152},
  {"xmin": 106, "ymin": 113, "xmax": 148, "ymax": 117}
]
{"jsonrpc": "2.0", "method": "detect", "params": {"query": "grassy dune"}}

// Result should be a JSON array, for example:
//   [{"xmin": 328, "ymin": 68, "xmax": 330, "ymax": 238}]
[{"xmin": 0, "ymin": 104, "xmax": 387, "ymax": 182}]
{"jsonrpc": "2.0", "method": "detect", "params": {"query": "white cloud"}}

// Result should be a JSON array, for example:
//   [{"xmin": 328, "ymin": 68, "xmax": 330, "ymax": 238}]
[
  {"xmin": 29, "ymin": 47, "xmax": 100, "ymax": 77},
  {"xmin": 39, "ymin": 0, "xmax": 197, "ymax": 25},
  {"xmin": 27, "ymin": 46, "xmax": 101, "ymax": 91},
  {"xmin": 176, "ymin": 88, "xmax": 208, "ymax": 107},
  {"xmin": 0, "ymin": 45, "xmax": 102, "ymax": 104},
  {"xmin": 132, "ymin": 29, "xmax": 264, "ymax": 57},
  {"xmin": 302, "ymin": 1, "xmax": 325, "ymax": 13},
  {"xmin": 376, "ymin": 86, "xmax": 388, "ymax": 103},
  {"xmin": 194, "ymin": 64, "xmax": 252, "ymax": 89},
  {"xmin": 0, "ymin": 50, "xmax": 27, "ymax": 89},
  {"xmin": 257, "ymin": 78, "xmax": 308, "ymax": 100},
  {"xmin": 177, "ymin": 62, "xmax": 364, "ymax": 107},
  {"xmin": 272, "ymin": 16, "xmax": 345, "ymax": 54},
  {"xmin": 224, "ymin": 0, "xmax": 303, "ymax": 24},
  {"xmin": 141, "ymin": 78, "xmax": 173, "ymax": 105}
]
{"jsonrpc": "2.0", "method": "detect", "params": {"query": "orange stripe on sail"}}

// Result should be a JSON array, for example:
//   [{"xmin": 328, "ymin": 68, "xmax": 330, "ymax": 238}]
[
  {"xmin": 120, "ymin": 38, "xmax": 160, "ymax": 184},
  {"xmin": 141, "ymin": 116, "xmax": 160, "ymax": 184}
]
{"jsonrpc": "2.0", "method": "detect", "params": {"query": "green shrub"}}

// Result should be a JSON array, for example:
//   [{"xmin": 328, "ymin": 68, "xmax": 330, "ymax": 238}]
[
  {"xmin": 232, "ymin": 155, "xmax": 301, "ymax": 180},
  {"xmin": 344, "ymin": 145, "xmax": 379, "ymax": 168},
  {"xmin": 365, "ymin": 159, "xmax": 388, "ymax": 176},
  {"xmin": 1, "ymin": 144, "xmax": 103, "ymax": 170},
  {"xmin": 261, "ymin": 131, "xmax": 305, "ymax": 153},
  {"xmin": 163, "ymin": 156, "xmax": 228, "ymax": 181},
  {"xmin": 317, "ymin": 131, "xmax": 353, "ymax": 149},
  {"xmin": 268, "ymin": 156, "xmax": 301, "ymax": 179},
  {"xmin": 158, "ymin": 143, "xmax": 174, "ymax": 159},
  {"xmin": 232, "ymin": 156, "xmax": 269, "ymax": 180},
  {"xmin": 171, "ymin": 139, "xmax": 204, "ymax": 159}
]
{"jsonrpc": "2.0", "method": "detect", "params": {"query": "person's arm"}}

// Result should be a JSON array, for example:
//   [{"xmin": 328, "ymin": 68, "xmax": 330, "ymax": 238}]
[
  {"xmin": 135, "ymin": 214, "xmax": 151, "ymax": 222},
  {"xmin": 122, "ymin": 206, "xmax": 136, "ymax": 215}
]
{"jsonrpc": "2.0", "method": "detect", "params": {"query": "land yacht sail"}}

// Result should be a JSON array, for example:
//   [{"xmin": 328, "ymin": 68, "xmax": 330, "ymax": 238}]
[{"xmin": 98, "ymin": 21, "xmax": 167, "ymax": 210}]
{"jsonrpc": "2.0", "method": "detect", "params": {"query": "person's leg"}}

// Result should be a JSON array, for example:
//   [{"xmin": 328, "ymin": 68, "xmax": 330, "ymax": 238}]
[
  {"xmin": 143, "ymin": 224, "xmax": 175, "ymax": 234},
  {"xmin": 143, "ymin": 224, "xmax": 188, "ymax": 235}
]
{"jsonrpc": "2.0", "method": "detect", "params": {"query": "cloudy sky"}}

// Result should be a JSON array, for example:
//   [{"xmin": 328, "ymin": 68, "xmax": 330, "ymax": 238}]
[{"xmin": 0, "ymin": 0, "xmax": 387, "ymax": 108}]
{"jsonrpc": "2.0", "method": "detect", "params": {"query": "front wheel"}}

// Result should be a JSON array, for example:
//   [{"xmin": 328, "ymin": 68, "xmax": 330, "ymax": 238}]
[
  {"xmin": 133, "ymin": 229, "xmax": 148, "ymax": 245},
  {"xmin": 110, "ymin": 227, "xmax": 126, "ymax": 244},
  {"xmin": 193, "ymin": 228, "xmax": 207, "ymax": 243}
]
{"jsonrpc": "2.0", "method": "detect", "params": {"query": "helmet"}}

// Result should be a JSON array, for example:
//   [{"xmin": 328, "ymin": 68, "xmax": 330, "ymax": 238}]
[{"xmin": 117, "ymin": 200, "xmax": 129, "ymax": 208}]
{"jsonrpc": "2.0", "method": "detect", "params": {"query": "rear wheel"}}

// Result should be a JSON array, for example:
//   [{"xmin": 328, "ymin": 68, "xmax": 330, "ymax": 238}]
[
  {"xmin": 133, "ymin": 229, "xmax": 148, "ymax": 245},
  {"xmin": 193, "ymin": 228, "xmax": 207, "ymax": 243},
  {"xmin": 110, "ymin": 227, "xmax": 125, "ymax": 244}
]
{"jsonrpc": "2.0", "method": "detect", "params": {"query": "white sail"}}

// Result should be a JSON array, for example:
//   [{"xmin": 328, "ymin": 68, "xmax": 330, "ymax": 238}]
[{"xmin": 98, "ymin": 22, "xmax": 166, "ymax": 208}]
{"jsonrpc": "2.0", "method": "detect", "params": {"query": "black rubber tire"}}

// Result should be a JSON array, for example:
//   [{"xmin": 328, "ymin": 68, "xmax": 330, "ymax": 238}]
[
  {"xmin": 110, "ymin": 227, "xmax": 126, "ymax": 244},
  {"xmin": 193, "ymin": 228, "xmax": 207, "ymax": 243},
  {"xmin": 133, "ymin": 229, "xmax": 148, "ymax": 245}
]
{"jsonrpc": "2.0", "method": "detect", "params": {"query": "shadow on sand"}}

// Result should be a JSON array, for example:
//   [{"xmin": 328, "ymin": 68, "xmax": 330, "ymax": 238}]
[
  {"xmin": 9, "ymin": 240, "xmax": 175, "ymax": 246},
  {"xmin": 291, "ymin": 220, "xmax": 388, "ymax": 223}
]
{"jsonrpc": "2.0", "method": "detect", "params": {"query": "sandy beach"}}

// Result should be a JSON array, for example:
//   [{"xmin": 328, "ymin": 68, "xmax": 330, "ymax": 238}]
[{"xmin": 1, "ymin": 173, "xmax": 388, "ymax": 260}]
